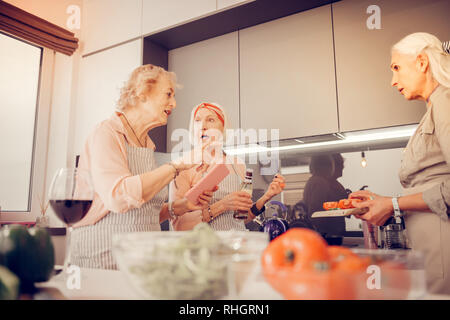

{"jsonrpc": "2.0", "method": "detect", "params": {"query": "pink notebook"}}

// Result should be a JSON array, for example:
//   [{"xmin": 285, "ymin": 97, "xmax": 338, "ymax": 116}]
[{"xmin": 185, "ymin": 164, "xmax": 230, "ymax": 204}]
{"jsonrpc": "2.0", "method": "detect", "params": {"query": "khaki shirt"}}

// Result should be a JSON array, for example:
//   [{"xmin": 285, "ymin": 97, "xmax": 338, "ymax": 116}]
[{"xmin": 399, "ymin": 85, "xmax": 450, "ymax": 220}]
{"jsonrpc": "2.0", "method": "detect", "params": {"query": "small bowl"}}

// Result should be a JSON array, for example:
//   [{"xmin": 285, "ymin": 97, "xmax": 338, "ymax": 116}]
[{"xmin": 112, "ymin": 230, "xmax": 269, "ymax": 300}]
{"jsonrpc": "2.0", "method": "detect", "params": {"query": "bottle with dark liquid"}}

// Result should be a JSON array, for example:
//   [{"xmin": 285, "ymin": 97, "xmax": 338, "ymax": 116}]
[{"xmin": 233, "ymin": 168, "xmax": 253, "ymax": 220}]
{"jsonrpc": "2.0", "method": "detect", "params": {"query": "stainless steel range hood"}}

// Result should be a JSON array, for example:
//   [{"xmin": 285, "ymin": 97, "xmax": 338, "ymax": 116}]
[{"xmin": 223, "ymin": 124, "xmax": 417, "ymax": 158}]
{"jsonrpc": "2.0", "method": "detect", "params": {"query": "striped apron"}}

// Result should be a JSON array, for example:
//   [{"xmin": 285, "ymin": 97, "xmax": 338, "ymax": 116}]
[
  {"xmin": 71, "ymin": 143, "xmax": 168, "ymax": 270},
  {"xmin": 208, "ymin": 171, "xmax": 247, "ymax": 231}
]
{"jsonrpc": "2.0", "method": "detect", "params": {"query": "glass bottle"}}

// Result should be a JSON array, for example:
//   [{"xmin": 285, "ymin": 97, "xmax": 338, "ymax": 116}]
[{"xmin": 233, "ymin": 168, "xmax": 253, "ymax": 220}]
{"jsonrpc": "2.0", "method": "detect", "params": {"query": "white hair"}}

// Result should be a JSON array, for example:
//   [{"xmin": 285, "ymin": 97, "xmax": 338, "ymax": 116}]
[
  {"xmin": 392, "ymin": 32, "xmax": 450, "ymax": 88},
  {"xmin": 188, "ymin": 102, "xmax": 231, "ymax": 145}
]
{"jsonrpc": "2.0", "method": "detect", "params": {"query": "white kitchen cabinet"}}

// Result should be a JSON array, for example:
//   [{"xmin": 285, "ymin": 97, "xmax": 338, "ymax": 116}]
[
  {"xmin": 73, "ymin": 39, "xmax": 142, "ymax": 156},
  {"xmin": 167, "ymin": 32, "xmax": 240, "ymax": 152},
  {"xmin": 333, "ymin": 0, "xmax": 450, "ymax": 132},
  {"xmin": 239, "ymin": 5, "xmax": 338, "ymax": 141},
  {"xmin": 82, "ymin": 0, "xmax": 142, "ymax": 55},
  {"xmin": 217, "ymin": 0, "xmax": 255, "ymax": 10},
  {"xmin": 142, "ymin": 0, "xmax": 216, "ymax": 36}
]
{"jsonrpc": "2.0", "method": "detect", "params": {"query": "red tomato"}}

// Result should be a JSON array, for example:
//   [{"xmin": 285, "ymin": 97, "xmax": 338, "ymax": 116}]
[
  {"xmin": 261, "ymin": 228, "xmax": 329, "ymax": 271},
  {"xmin": 323, "ymin": 202, "xmax": 338, "ymax": 210},
  {"xmin": 261, "ymin": 228, "xmax": 330, "ymax": 293},
  {"xmin": 279, "ymin": 269, "xmax": 356, "ymax": 300},
  {"xmin": 338, "ymin": 199, "xmax": 354, "ymax": 209}
]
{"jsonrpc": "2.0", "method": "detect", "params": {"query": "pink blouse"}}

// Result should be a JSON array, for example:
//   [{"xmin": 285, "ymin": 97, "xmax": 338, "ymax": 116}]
[
  {"xmin": 171, "ymin": 157, "xmax": 246, "ymax": 231},
  {"xmin": 74, "ymin": 112, "xmax": 153, "ymax": 227}
]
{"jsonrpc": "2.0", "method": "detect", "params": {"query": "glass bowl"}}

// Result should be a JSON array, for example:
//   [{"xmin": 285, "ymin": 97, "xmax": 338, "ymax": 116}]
[
  {"xmin": 350, "ymin": 249, "xmax": 426, "ymax": 300},
  {"xmin": 112, "ymin": 229, "xmax": 269, "ymax": 300},
  {"xmin": 262, "ymin": 248, "xmax": 426, "ymax": 300}
]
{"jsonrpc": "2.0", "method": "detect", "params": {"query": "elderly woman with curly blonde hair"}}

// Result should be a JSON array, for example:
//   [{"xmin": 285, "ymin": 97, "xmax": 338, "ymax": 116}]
[
  {"xmin": 351, "ymin": 33, "xmax": 450, "ymax": 294},
  {"xmin": 70, "ymin": 65, "xmax": 215, "ymax": 269}
]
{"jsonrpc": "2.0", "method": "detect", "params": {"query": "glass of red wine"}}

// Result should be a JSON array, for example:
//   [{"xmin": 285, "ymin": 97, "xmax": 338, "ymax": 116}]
[{"xmin": 48, "ymin": 168, "xmax": 94, "ymax": 273}]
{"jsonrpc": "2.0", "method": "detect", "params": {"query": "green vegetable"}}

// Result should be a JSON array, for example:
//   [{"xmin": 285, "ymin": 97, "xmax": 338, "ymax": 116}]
[
  {"xmin": 0, "ymin": 265, "xmax": 20, "ymax": 300},
  {"xmin": 130, "ymin": 223, "xmax": 231, "ymax": 299},
  {"xmin": 0, "ymin": 225, "xmax": 55, "ymax": 293}
]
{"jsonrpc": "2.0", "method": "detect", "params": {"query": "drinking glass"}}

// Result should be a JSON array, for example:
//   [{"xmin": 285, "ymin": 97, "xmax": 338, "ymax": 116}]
[{"xmin": 48, "ymin": 168, "xmax": 94, "ymax": 273}]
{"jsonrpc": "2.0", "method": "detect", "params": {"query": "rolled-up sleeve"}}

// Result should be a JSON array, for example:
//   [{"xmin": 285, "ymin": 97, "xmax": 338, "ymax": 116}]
[
  {"xmin": 423, "ymin": 182, "xmax": 450, "ymax": 220},
  {"xmin": 88, "ymin": 124, "xmax": 145, "ymax": 213}
]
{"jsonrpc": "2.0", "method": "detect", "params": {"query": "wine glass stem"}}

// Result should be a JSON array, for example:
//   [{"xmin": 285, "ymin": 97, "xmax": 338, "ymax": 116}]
[{"xmin": 63, "ymin": 225, "xmax": 73, "ymax": 273}]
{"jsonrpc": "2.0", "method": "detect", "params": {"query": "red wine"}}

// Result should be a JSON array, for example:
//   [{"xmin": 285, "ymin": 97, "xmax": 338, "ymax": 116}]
[{"xmin": 49, "ymin": 199, "xmax": 92, "ymax": 224}]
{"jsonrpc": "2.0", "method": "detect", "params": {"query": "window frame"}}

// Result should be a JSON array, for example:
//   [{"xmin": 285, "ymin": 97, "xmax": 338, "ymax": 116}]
[{"xmin": 0, "ymin": 32, "xmax": 54, "ymax": 223}]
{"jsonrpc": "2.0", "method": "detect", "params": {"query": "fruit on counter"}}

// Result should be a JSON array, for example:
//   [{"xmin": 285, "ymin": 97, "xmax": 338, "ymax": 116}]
[
  {"xmin": 0, "ymin": 225, "xmax": 55, "ymax": 293},
  {"xmin": 262, "ymin": 228, "xmax": 329, "ymax": 272},
  {"xmin": 261, "ymin": 228, "xmax": 411, "ymax": 300},
  {"xmin": 328, "ymin": 246, "xmax": 372, "ymax": 272},
  {"xmin": 261, "ymin": 228, "xmax": 330, "ymax": 294},
  {"xmin": 0, "ymin": 265, "xmax": 19, "ymax": 300}
]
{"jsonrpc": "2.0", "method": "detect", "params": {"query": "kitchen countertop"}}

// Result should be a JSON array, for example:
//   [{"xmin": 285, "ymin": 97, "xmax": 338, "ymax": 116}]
[
  {"xmin": 35, "ymin": 265, "xmax": 450, "ymax": 300},
  {"xmin": 36, "ymin": 264, "xmax": 283, "ymax": 300}
]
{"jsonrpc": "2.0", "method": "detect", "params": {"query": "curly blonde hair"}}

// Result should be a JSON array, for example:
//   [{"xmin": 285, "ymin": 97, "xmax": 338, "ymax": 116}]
[{"xmin": 116, "ymin": 64, "xmax": 178, "ymax": 110}]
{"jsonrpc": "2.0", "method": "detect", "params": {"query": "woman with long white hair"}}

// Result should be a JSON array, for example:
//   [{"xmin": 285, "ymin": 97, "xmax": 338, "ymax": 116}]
[
  {"xmin": 171, "ymin": 102, "xmax": 285, "ymax": 231},
  {"xmin": 351, "ymin": 32, "xmax": 450, "ymax": 294}
]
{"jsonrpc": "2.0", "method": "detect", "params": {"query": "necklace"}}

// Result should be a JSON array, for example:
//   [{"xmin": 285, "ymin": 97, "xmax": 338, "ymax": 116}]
[{"xmin": 121, "ymin": 113, "xmax": 144, "ymax": 147}]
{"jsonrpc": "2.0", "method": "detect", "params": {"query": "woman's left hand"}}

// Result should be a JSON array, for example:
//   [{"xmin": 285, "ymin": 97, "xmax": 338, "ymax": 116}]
[
  {"xmin": 195, "ymin": 185, "xmax": 219, "ymax": 209},
  {"xmin": 264, "ymin": 174, "xmax": 286, "ymax": 200},
  {"xmin": 181, "ymin": 185, "xmax": 219, "ymax": 212},
  {"xmin": 350, "ymin": 190, "xmax": 394, "ymax": 226}
]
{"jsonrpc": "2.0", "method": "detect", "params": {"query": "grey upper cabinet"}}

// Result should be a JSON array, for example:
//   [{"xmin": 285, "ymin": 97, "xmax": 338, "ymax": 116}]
[
  {"xmin": 333, "ymin": 0, "xmax": 450, "ymax": 132},
  {"xmin": 142, "ymin": 0, "xmax": 216, "ymax": 36},
  {"xmin": 239, "ymin": 4, "xmax": 338, "ymax": 141},
  {"xmin": 167, "ymin": 32, "xmax": 240, "ymax": 152}
]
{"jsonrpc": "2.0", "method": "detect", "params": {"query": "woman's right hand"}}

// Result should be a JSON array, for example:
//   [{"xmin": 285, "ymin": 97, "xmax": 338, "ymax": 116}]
[
  {"xmin": 349, "ymin": 190, "xmax": 380, "ymax": 201},
  {"xmin": 218, "ymin": 191, "xmax": 253, "ymax": 212}
]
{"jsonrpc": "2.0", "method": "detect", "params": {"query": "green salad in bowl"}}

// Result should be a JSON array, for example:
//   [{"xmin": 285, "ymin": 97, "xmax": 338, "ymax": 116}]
[{"xmin": 112, "ymin": 223, "xmax": 268, "ymax": 300}]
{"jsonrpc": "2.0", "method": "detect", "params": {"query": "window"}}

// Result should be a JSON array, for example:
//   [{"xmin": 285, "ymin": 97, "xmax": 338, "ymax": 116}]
[{"xmin": 0, "ymin": 31, "xmax": 53, "ymax": 221}]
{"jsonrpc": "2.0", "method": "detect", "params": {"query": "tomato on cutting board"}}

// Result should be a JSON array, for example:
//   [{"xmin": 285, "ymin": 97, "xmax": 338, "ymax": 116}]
[
  {"xmin": 323, "ymin": 202, "xmax": 338, "ymax": 210},
  {"xmin": 338, "ymin": 199, "xmax": 354, "ymax": 209}
]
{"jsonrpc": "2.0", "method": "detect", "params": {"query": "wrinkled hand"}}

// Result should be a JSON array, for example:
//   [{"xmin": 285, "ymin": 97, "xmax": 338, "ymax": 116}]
[
  {"xmin": 194, "ymin": 185, "xmax": 219, "ymax": 209},
  {"xmin": 178, "ymin": 186, "xmax": 219, "ymax": 213},
  {"xmin": 219, "ymin": 191, "xmax": 253, "ymax": 212},
  {"xmin": 264, "ymin": 174, "xmax": 286, "ymax": 200},
  {"xmin": 349, "ymin": 190, "xmax": 393, "ymax": 226}
]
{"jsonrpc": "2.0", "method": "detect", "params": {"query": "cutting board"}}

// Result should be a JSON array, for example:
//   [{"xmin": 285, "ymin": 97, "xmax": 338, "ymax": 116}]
[{"xmin": 311, "ymin": 207, "xmax": 369, "ymax": 218}]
